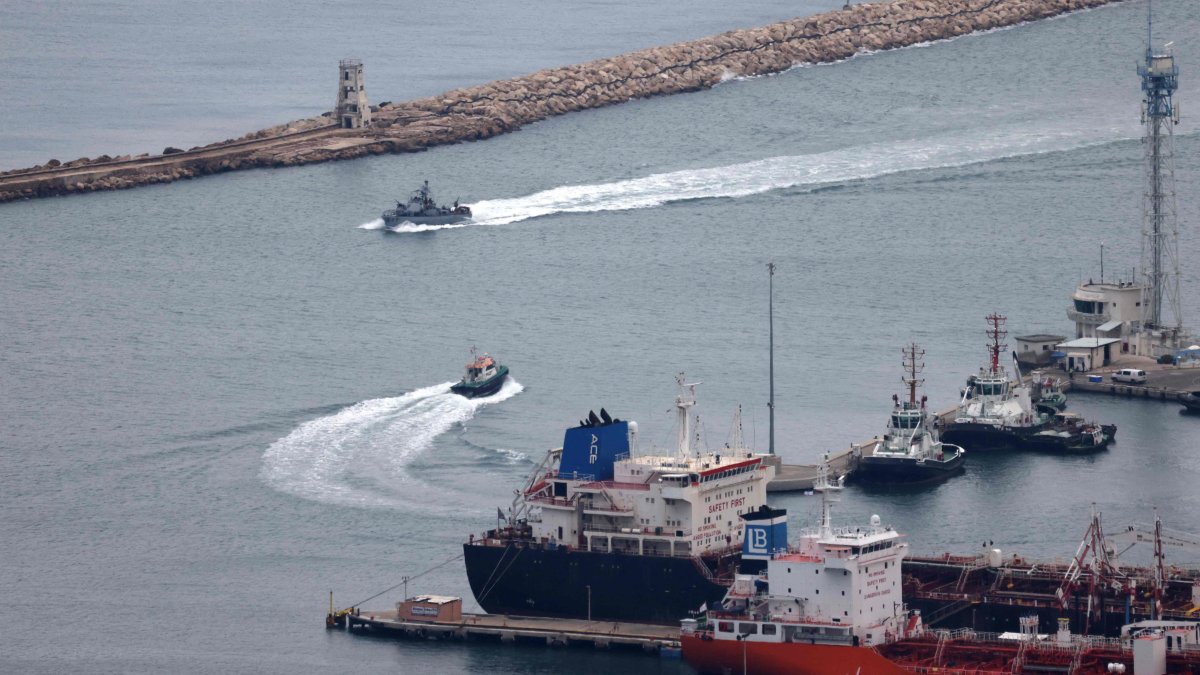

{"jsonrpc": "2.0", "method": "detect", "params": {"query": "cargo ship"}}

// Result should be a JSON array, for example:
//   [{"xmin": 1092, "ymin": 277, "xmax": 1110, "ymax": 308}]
[
  {"xmin": 902, "ymin": 510, "xmax": 1200, "ymax": 638},
  {"xmin": 681, "ymin": 466, "xmax": 1200, "ymax": 674},
  {"xmin": 462, "ymin": 376, "xmax": 776, "ymax": 624}
]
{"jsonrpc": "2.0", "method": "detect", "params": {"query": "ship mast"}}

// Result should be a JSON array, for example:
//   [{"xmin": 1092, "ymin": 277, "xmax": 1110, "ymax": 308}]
[
  {"xmin": 675, "ymin": 373, "xmax": 698, "ymax": 458},
  {"xmin": 731, "ymin": 405, "xmax": 745, "ymax": 452},
  {"xmin": 902, "ymin": 343, "xmax": 925, "ymax": 406},
  {"xmin": 985, "ymin": 313, "xmax": 1008, "ymax": 375},
  {"xmin": 813, "ymin": 455, "xmax": 843, "ymax": 540}
]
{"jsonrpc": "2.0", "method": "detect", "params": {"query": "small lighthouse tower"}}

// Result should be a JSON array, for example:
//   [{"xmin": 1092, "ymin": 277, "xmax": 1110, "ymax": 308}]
[{"xmin": 336, "ymin": 59, "xmax": 371, "ymax": 129}]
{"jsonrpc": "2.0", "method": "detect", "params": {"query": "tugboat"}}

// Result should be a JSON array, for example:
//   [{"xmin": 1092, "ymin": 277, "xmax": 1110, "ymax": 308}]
[
  {"xmin": 449, "ymin": 349, "xmax": 508, "ymax": 399},
  {"xmin": 854, "ymin": 343, "xmax": 966, "ymax": 484},
  {"xmin": 1024, "ymin": 412, "xmax": 1116, "ymax": 453},
  {"xmin": 382, "ymin": 180, "xmax": 472, "ymax": 227},
  {"xmin": 1178, "ymin": 390, "xmax": 1200, "ymax": 413},
  {"xmin": 1033, "ymin": 375, "xmax": 1068, "ymax": 414},
  {"xmin": 462, "ymin": 376, "xmax": 777, "ymax": 625},
  {"xmin": 941, "ymin": 314, "xmax": 1050, "ymax": 450}
]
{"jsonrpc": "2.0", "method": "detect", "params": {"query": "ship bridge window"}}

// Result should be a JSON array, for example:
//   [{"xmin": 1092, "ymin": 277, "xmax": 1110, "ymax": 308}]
[
  {"xmin": 891, "ymin": 414, "xmax": 919, "ymax": 429},
  {"xmin": 1074, "ymin": 299, "xmax": 1102, "ymax": 314},
  {"xmin": 738, "ymin": 623, "xmax": 758, "ymax": 635},
  {"xmin": 976, "ymin": 382, "xmax": 1008, "ymax": 396},
  {"xmin": 761, "ymin": 624, "xmax": 777, "ymax": 636}
]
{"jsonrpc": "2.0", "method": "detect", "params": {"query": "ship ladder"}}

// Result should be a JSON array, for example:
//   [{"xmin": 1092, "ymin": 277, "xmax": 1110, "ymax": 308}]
[
  {"xmin": 955, "ymin": 561, "xmax": 981, "ymax": 593},
  {"xmin": 1066, "ymin": 640, "xmax": 1086, "ymax": 675},
  {"xmin": 924, "ymin": 598, "xmax": 976, "ymax": 627},
  {"xmin": 691, "ymin": 556, "xmax": 715, "ymax": 582},
  {"xmin": 1009, "ymin": 637, "xmax": 1030, "ymax": 674},
  {"xmin": 932, "ymin": 630, "xmax": 950, "ymax": 666}
]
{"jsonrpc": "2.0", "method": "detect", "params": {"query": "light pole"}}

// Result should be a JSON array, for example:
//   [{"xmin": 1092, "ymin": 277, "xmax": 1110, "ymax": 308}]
[
  {"xmin": 767, "ymin": 262, "xmax": 775, "ymax": 456},
  {"xmin": 586, "ymin": 585, "xmax": 591, "ymax": 622}
]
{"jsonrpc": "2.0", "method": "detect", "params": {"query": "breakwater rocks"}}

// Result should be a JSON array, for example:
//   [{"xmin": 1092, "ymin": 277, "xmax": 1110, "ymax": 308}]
[{"xmin": 1, "ymin": 0, "xmax": 1122, "ymax": 203}]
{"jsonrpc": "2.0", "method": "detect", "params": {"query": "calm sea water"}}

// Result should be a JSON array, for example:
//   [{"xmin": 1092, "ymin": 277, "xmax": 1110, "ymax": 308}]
[{"xmin": 2, "ymin": 1, "xmax": 1199, "ymax": 673}]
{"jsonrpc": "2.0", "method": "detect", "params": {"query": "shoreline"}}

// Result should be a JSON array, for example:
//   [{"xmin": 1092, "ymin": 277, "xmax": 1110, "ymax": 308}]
[{"xmin": 0, "ymin": 0, "xmax": 1124, "ymax": 204}]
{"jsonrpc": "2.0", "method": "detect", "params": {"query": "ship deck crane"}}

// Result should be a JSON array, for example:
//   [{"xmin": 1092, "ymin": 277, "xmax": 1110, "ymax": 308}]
[{"xmin": 1107, "ymin": 513, "xmax": 1200, "ymax": 620}]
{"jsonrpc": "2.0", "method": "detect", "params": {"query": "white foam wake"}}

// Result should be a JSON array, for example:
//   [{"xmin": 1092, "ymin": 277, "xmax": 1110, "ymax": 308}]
[
  {"xmin": 358, "ymin": 218, "xmax": 385, "ymax": 230},
  {"xmin": 456, "ymin": 122, "xmax": 1128, "ymax": 227},
  {"xmin": 261, "ymin": 378, "xmax": 523, "ymax": 509}
]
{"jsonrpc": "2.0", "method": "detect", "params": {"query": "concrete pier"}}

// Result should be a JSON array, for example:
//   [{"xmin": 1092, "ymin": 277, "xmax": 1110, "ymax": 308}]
[
  {"xmin": 0, "ymin": 0, "xmax": 1124, "ymax": 203},
  {"xmin": 1058, "ymin": 363, "xmax": 1200, "ymax": 405},
  {"xmin": 342, "ymin": 609, "xmax": 681, "ymax": 653}
]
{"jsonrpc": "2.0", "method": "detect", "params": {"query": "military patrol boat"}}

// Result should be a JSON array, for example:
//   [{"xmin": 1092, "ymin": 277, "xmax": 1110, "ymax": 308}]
[{"xmin": 382, "ymin": 180, "xmax": 471, "ymax": 227}]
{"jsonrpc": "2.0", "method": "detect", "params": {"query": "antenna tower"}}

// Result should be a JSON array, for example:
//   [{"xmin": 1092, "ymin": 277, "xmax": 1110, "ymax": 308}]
[
  {"xmin": 901, "ymin": 343, "xmax": 925, "ymax": 405},
  {"xmin": 985, "ymin": 313, "xmax": 1008, "ymax": 375},
  {"xmin": 1138, "ymin": 2, "xmax": 1182, "ymax": 340}
]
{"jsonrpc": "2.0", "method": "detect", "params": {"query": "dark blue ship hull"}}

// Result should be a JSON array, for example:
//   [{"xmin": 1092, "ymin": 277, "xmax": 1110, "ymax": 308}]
[
  {"xmin": 941, "ymin": 423, "xmax": 1039, "ymax": 451},
  {"xmin": 462, "ymin": 542, "xmax": 729, "ymax": 625},
  {"xmin": 855, "ymin": 453, "xmax": 965, "ymax": 484}
]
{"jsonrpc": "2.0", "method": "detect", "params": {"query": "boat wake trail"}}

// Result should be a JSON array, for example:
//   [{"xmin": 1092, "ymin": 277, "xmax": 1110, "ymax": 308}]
[
  {"xmin": 260, "ymin": 379, "xmax": 523, "ymax": 510},
  {"xmin": 358, "ymin": 218, "xmax": 385, "ymax": 230},
  {"xmin": 458, "ymin": 122, "xmax": 1126, "ymax": 227}
]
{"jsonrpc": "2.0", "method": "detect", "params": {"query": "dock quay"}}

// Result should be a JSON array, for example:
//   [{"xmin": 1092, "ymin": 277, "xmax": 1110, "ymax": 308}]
[
  {"xmin": 1057, "ymin": 362, "xmax": 1200, "ymax": 404},
  {"xmin": 335, "ymin": 608, "xmax": 680, "ymax": 653},
  {"xmin": 0, "ymin": 0, "xmax": 1122, "ymax": 203}
]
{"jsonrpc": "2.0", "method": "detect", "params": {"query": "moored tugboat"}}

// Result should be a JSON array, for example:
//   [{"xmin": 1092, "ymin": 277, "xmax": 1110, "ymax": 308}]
[
  {"xmin": 449, "ymin": 349, "xmax": 508, "ymax": 399},
  {"xmin": 854, "ymin": 343, "xmax": 966, "ymax": 484},
  {"xmin": 462, "ymin": 376, "xmax": 776, "ymax": 624},
  {"xmin": 1033, "ymin": 375, "xmax": 1069, "ymax": 414},
  {"xmin": 1024, "ymin": 411, "xmax": 1116, "ymax": 453},
  {"xmin": 1178, "ymin": 390, "xmax": 1200, "ymax": 413},
  {"xmin": 941, "ymin": 314, "xmax": 1050, "ymax": 451}
]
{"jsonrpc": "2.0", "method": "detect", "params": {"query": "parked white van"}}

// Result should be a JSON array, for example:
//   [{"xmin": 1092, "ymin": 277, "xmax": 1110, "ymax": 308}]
[{"xmin": 1111, "ymin": 368, "xmax": 1147, "ymax": 384}]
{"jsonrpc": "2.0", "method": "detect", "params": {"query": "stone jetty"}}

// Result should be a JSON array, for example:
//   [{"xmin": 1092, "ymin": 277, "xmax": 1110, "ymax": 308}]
[{"xmin": 0, "ymin": 0, "xmax": 1123, "ymax": 203}]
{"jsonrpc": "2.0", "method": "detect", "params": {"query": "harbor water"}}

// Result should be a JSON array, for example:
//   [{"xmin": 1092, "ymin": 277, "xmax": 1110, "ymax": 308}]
[{"xmin": 2, "ymin": 0, "xmax": 1199, "ymax": 673}]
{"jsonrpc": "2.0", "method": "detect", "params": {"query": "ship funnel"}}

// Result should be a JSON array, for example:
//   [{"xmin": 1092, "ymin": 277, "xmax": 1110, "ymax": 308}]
[
  {"xmin": 559, "ymin": 419, "xmax": 630, "ymax": 482},
  {"xmin": 742, "ymin": 505, "xmax": 788, "ymax": 561}
]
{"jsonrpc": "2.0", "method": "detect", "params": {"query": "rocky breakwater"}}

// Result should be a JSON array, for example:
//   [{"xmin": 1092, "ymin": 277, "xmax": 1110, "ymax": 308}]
[{"xmin": 0, "ymin": 0, "xmax": 1124, "ymax": 203}]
